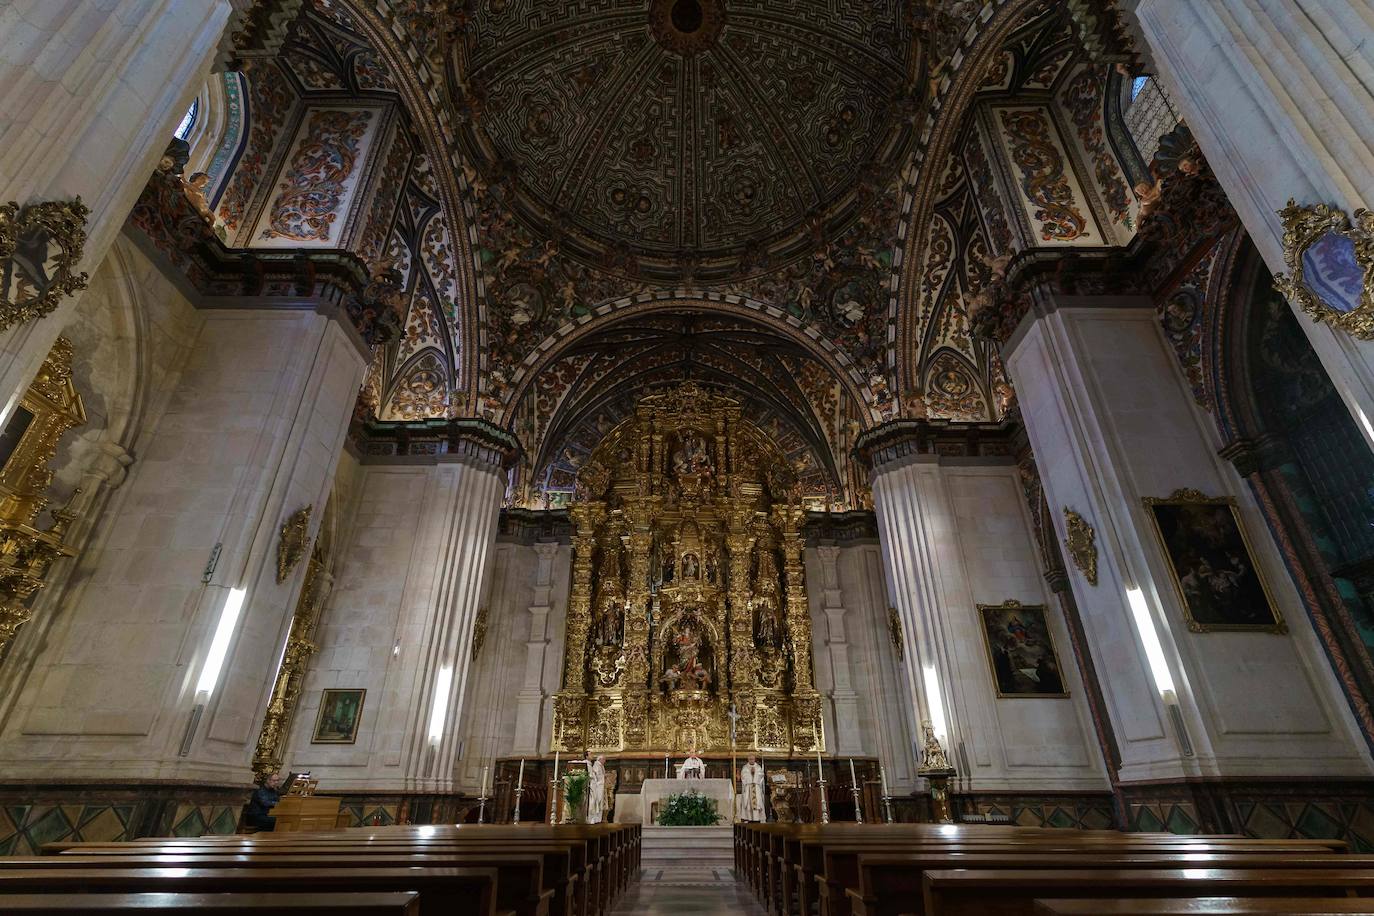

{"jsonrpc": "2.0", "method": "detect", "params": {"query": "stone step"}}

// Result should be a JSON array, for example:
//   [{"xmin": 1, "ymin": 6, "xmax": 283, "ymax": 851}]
[{"xmin": 642, "ymin": 825, "xmax": 734, "ymax": 866}]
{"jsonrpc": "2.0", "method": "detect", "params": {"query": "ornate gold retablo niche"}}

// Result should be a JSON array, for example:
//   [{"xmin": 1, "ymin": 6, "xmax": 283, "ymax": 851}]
[{"xmin": 553, "ymin": 383, "xmax": 823, "ymax": 756}]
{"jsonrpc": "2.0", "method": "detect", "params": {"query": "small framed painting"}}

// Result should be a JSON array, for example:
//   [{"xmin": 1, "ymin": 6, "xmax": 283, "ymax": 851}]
[
  {"xmin": 1143, "ymin": 489, "xmax": 1285, "ymax": 633},
  {"xmin": 977, "ymin": 600, "xmax": 1069, "ymax": 698},
  {"xmin": 312, "ymin": 688, "xmax": 366, "ymax": 744}
]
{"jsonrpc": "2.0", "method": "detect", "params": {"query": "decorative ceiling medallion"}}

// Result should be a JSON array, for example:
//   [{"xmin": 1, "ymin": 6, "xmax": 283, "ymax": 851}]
[
  {"xmin": 648, "ymin": 0, "xmax": 725, "ymax": 56},
  {"xmin": 454, "ymin": 0, "xmax": 915, "ymax": 283}
]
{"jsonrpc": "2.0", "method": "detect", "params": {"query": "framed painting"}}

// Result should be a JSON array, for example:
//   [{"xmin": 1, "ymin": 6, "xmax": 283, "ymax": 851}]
[
  {"xmin": 1143, "ymin": 489, "xmax": 1285, "ymax": 633},
  {"xmin": 311, "ymin": 688, "xmax": 366, "ymax": 744},
  {"xmin": 977, "ymin": 600, "xmax": 1069, "ymax": 698}
]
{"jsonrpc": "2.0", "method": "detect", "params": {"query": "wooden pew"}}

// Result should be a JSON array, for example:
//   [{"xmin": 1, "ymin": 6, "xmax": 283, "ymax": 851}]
[
  {"xmin": 0, "ymin": 867, "xmax": 502, "ymax": 916},
  {"xmin": 2, "ymin": 853, "xmax": 551, "ymax": 916},
  {"xmin": 917, "ymin": 868, "xmax": 1374, "ymax": 916},
  {"xmin": 809, "ymin": 840, "xmax": 1350, "ymax": 916},
  {"xmin": 46, "ymin": 824, "xmax": 637, "ymax": 916},
  {"xmin": 844, "ymin": 854, "xmax": 1374, "ymax": 916},
  {"xmin": 1035, "ymin": 901, "xmax": 1374, "ymax": 915},
  {"xmin": 0, "ymin": 892, "xmax": 422, "ymax": 914}
]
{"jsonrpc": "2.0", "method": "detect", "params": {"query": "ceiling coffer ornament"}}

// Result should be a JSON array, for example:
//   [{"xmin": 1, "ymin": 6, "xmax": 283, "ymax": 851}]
[
  {"xmin": 0, "ymin": 198, "xmax": 90, "ymax": 334},
  {"xmin": 451, "ymin": 0, "xmax": 918, "ymax": 284},
  {"xmin": 1062, "ymin": 506, "xmax": 1098, "ymax": 587},
  {"xmin": 276, "ymin": 504, "xmax": 313, "ymax": 583},
  {"xmin": 1274, "ymin": 199, "xmax": 1374, "ymax": 340}
]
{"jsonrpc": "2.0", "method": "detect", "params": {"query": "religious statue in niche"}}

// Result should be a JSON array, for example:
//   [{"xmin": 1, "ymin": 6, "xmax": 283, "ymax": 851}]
[
  {"xmin": 673, "ymin": 430, "xmax": 713, "ymax": 480},
  {"xmin": 660, "ymin": 606, "xmax": 715, "ymax": 695},
  {"xmin": 588, "ymin": 543, "xmax": 627, "ymax": 688},
  {"xmin": 681, "ymin": 552, "xmax": 700, "ymax": 580}
]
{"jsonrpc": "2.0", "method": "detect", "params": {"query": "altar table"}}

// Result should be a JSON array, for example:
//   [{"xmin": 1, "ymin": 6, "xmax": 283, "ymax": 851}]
[{"xmin": 616, "ymin": 777, "xmax": 732, "ymax": 825}]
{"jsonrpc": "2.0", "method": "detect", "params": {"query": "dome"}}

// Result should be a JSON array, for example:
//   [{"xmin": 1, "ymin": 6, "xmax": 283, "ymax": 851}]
[{"xmin": 453, "ymin": 0, "xmax": 918, "ymax": 282}]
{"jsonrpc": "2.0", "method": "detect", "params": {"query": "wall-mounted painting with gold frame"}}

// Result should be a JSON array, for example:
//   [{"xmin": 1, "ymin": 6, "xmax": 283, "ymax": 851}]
[
  {"xmin": 976, "ymin": 600, "xmax": 1069, "ymax": 698},
  {"xmin": 311, "ymin": 688, "xmax": 365, "ymax": 744},
  {"xmin": 1142, "ymin": 489, "xmax": 1285, "ymax": 634},
  {"xmin": 1274, "ymin": 199, "xmax": 1374, "ymax": 340}
]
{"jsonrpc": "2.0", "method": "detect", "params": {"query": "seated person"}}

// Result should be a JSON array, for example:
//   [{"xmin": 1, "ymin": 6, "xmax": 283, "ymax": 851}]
[
  {"xmin": 681, "ymin": 748, "xmax": 705, "ymax": 779},
  {"xmin": 244, "ymin": 772, "xmax": 282, "ymax": 831}
]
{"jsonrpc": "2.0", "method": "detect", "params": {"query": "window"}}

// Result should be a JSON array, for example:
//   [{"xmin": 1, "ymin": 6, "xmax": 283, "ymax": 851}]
[
  {"xmin": 174, "ymin": 98, "xmax": 200, "ymax": 141},
  {"xmin": 1122, "ymin": 76, "xmax": 1180, "ymax": 166}
]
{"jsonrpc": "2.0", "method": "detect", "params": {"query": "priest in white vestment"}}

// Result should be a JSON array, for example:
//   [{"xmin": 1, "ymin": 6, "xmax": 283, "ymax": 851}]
[
  {"xmin": 737, "ymin": 755, "xmax": 767, "ymax": 822},
  {"xmin": 681, "ymin": 748, "xmax": 705, "ymax": 779},
  {"xmin": 586, "ymin": 755, "xmax": 607, "ymax": 824}
]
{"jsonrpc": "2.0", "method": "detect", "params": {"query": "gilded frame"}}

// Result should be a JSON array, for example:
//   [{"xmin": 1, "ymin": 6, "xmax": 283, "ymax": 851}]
[
  {"xmin": 1274, "ymin": 199, "xmax": 1374, "ymax": 340},
  {"xmin": 1142, "ymin": 489, "xmax": 1285, "ymax": 634},
  {"xmin": 976, "ymin": 599, "xmax": 1070, "ymax": 699},
  {"xmin": 311, "ymin": 688, "xmax": 366, "ymax": 744}
]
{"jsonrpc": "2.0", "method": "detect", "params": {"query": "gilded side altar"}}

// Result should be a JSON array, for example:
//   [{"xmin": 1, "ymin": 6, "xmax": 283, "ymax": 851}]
[{"xmin": 553, "ymin": 383, "xmax": 823, "ymax": 756}]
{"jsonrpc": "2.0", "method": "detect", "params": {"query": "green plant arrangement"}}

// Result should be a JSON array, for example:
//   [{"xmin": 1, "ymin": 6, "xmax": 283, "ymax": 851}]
[
  {"xmin": 656, "ymin": 789, "xmax": 721, "ymax": 826},
  {"xmin": 562, "ymin": 769, "xmax": 590, "ymax": 823}
]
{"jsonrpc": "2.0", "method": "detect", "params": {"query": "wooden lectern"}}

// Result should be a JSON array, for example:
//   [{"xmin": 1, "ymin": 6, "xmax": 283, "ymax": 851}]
[{"xmin": 268, "ymin": 794, "xmax": 341, "ymax": 832}]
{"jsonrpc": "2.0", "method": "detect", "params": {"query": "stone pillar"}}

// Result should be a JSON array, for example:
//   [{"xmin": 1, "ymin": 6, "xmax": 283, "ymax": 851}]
[
  {"xmin": 512, "ymin": 541, "xmax": 562, "ymax": 755},
  {"xmin": 1127, "ymin": 0, "xmax": 1374, "ymax": 449},
  {"xmin": 1003, "ymin": 294, "xmax": 1371, "ymax": 784},
  {"xmin": 864, "ymin": 421, "xmax": 1110, "ymax": 793},
  {"xmin": 813, "ymin": 545, "xmax": 863, "ymax": 756},
  {"xmin": 284, "ymin": 427, "xmax": 511, "ymax": 791},
  {"xmin": 0, "ymin": 305, "xmax": 368, "ymax": 784},
  {"xmin": 0, "ymin": 1, "xmax": 231, "ymax": 430}
]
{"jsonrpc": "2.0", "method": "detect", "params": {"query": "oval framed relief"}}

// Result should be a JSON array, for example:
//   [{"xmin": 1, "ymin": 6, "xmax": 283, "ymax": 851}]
[{"xmin": 1275, "ymin": 199, "xmax": 1374, "ymax": 339}]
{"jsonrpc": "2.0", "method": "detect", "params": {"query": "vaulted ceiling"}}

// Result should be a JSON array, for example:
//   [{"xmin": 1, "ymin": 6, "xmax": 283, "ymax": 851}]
[{"xmin": 207, "ymin": 0, "xmax": 1133, "ymax": 506}]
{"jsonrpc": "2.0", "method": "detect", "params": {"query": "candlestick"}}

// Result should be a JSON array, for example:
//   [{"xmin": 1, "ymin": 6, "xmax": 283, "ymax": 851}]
[
  {"xmin": 848, "ymin": 757, "xmax": 864, "ymax": 824},
  {"xmin": 880, "ymin": 764, "xmax": 894, "ymax": 824},
  {"xmin": 513, "ymin": 758, "xmax": 526, "ymax": 824}
]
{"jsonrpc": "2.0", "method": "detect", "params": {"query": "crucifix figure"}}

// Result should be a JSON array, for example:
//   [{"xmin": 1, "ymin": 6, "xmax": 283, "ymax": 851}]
[{"xmin": 727, "ymin": 702, "xmax": 741, "ymax": 746}]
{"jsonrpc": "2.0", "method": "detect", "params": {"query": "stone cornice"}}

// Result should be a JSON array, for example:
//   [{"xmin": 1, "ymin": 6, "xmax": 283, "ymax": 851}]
[
  {"xmin": 855, "ymin": 417, "xmax": 1022, "ymax": 474},
  {"xmin": 353, "ymin": 417, "xmax": 520, "ymax": 470}
]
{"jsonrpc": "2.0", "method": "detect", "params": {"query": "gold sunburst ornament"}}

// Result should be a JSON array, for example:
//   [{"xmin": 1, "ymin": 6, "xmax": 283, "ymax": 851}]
[
  {"xmin": 276, "ymin": 505, "xmax": 313, "ymax": 583},
  {"xmin": 1063, "ymin": 507, "xmax": 1098, "ymax": 586},
  {"xmin": 1274, "ymin": 199, "xmax": 1374, "ymax": 339},
  {"xmin": 0, "ymin": 198, "xmax": 90, "ymax": 333}
]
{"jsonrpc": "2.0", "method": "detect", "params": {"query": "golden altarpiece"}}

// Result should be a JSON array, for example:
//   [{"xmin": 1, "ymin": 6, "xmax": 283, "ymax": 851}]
[{"xmin": 552, "ymin": 384, "xmax": 823, "ymax": 757}]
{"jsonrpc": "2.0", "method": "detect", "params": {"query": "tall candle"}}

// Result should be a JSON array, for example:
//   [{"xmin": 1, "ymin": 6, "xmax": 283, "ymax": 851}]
[
  {"xmin": 517, "ymin": 758, "xmax": 525, "ymax": 786},
  {"xmin": 879, "ymin": 764, "xmax": 889, "ymax": 798},
  {"xmin": 553, "ymin": 749, "xmax": 560, "ymax": 783},
  {"xmin": 665, "ymin": 753, "xmax": 670, "ymax": 778},
  {"xmin": 815, "ymin": 745, "xmax": 823, "ymax": 778},
  {"xmin": 480, "ymin": 765, "xmax": 489, "ymax": 797}
]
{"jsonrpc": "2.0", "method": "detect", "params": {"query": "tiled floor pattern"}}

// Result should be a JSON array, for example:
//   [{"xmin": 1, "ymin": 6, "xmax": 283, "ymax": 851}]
[{"xmin": 613, "ymin": 866, "xmax": 766, "ymax": 915}]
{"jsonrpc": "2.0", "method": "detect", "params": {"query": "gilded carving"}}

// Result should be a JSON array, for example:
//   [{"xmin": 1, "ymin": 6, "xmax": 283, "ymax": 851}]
[
  {"xmin": 555, "ymin": 382, "xmax": 821, "ymax": 754},
  {"xmin": 1062, "ymin": 507, "xmax": 1099, "ymax": 586},
  {"xmin": 0, "ymin": 337, "xmax": 87, "ymax": 659},
  {"xmin": 0, "ymin": 198, "xmax": 90, "ymax": 333},
  {"xmin": 470, "ymin": 605, "xmax": 489, "ymax": 661},
  {"xmin": 276, "ymin": 504, "xmax": 313, "ymax": 583},
  {"xmin": 1274, "ymin": 199, "xmax": 1374, "ymax": 339}
]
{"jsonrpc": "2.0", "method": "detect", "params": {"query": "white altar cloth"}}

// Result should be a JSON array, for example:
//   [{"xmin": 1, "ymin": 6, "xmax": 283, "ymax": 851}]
[{"xmin": 616, "ymin": 777, "xmax": 733, "ymax": 825}]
